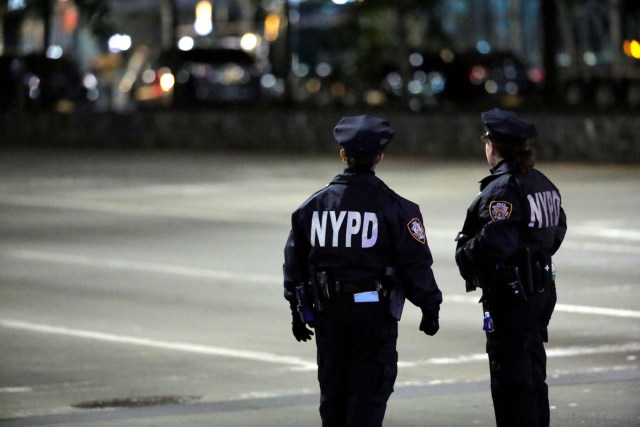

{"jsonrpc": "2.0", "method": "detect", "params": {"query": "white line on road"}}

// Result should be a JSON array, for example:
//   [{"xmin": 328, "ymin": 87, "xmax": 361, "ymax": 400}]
[
  {"xmin": 446, "ymin": 294, "xmax": 640, "ymax": 319},
  {"xmin": 561, "ymin": 240, "xmax": 640, "ymax": 255},
  {"xmin": 0, "ymin": 319, "xmax": 316, "ymax": 371},
  {"xmin": 399, "ymin": 342, "xmax": 640, "ymax": 367},
  {"xmin": 2, "ymin": 319, "xmax": 638, "ymax": 372},
  {"xmin": 571, "ymin": 226, "xmax": 640, "ymax": 242},
  {"xmin": 0, "ymin": 387, "xmax": 32, "ymax": 394},
  {"xmin": 0, "ymin": 195, "xmax": 286, "ymax": 226},
  {"xmin": 8, "ymin": 250, "xmax": 640, "ymax": 319},
  {"xmin": 8, "ymin": 249, "xmax": 275, "ymax": 284}
]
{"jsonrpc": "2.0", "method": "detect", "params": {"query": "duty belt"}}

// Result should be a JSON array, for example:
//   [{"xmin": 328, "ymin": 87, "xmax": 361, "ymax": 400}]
[{"xmin": 336, "ymin": 281, "xmax": 383, "ymax": 295}]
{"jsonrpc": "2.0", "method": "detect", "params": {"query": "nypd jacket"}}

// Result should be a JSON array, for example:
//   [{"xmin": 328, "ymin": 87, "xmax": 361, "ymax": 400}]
[
  {"xmin": 456, "ymin": 160, "xmax": 567, "ymax": 286},
  {"xmin": 283, "ymin": 169, "xmax": 442, "ymax": 316}
]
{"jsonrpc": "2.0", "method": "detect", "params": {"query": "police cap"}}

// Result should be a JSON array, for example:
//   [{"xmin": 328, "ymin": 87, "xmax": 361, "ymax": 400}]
[
  {"xmin": 481, "ymin": 108, "xmax": 537, "ymax": 142},
  {"xmin": 333, "ymin": 114, "xmax": 395, "ymax": 154}
]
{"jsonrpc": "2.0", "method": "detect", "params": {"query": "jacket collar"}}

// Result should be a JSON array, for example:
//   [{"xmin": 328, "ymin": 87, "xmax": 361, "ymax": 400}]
[{"xmin": 479, "ymin": 160, "xmax": 515, "ymax": 190}]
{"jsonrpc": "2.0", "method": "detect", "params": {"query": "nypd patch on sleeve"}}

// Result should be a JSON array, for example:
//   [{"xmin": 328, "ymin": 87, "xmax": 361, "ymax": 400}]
[
  {"xmin": 407, "ymin": 218, "xmax": 426, "ymax": 244},
  {"xmin": 489, "ymin": 201, "xmax": 513, "ymax": 220}
]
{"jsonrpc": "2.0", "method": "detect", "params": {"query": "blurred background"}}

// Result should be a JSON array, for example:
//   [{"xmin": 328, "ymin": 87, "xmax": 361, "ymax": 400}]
[
  {"xmin": 0, "ymin": 0, "xmax": 639, "ymax": 158},
  {"xmin": 1, "ymin": 3, "xmax": 639, "ymax": 425},
  {"xmin": 2, "ymin": 0, "xmax": 640, "ymax": 112}
]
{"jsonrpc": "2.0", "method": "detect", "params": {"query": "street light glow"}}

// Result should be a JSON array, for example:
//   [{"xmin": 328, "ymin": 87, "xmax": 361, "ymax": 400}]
[
  {"xmin": 108, "ymin": 34, "xmax": 132, "ymax": 53},
  {"xmin": 194, "ymin": 1, "xmax": 213, "ymax": 36},
  {"xmin": 178, "ymin": 36, "xmax": 195, "ymax": 51},
  {"xmin": 630, "ymin": 40, "xmax": 640, "ymax": 59},
  {"xmin": 240, "ymin": 33, "xmax": 259, "ymax": 51}
]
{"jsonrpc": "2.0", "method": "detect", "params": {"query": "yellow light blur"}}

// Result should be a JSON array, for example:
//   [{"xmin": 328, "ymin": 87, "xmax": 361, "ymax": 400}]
[
  {"xmin": 305, "ymin": 78, "xmax": 321, "ymax": 94},
  {"xmin": 195, "ymin": 1, "xmax": 212, "ymax": 20},
  {"xmin": 364, "ymin": 90, "xmax": 386, "ymax": 106},
  {"xmin": 630, "ymin": 40, "xmax": 640, "ymax": 59},
  {"xmin": 118, "ymin": 76, "xmax": 134, "ymax": 93},
  {"xmin": 623, "ymin": 40, "xmax": 632, "ymax": 57},
  {"xmin": 264, "ymin": 13, "xmax": 280, "ymax": 42},
  {"xmin": 159, "ymin": 69, "xmax": 175, "ymax": 92}
]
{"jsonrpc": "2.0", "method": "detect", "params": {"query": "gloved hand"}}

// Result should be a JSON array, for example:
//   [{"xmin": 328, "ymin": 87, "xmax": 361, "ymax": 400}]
[
  {"xmin": 292, "ymin": 314, "xmax": 314, "ymax": 342},
  {"xmin": 419, "ymin": 311, "xmax": 439, "ymax": 336}
]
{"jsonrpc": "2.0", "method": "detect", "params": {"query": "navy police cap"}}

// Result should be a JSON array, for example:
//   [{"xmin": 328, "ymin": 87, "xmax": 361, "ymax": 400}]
[
  {"xmin": 481, "ymin": 108, "xmax": 537, "ymax": 142},
  {"xmin": 333, "ymin": 114, "xmax": 395, "ymax": 153}
]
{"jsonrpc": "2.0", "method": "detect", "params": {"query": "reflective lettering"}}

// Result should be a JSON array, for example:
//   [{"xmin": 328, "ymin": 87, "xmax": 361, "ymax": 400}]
[
  {"xmin": 310, "ymin": 211, "xmax": 378, "ymax": 248},
  {"xmin": 311, "ymin": 211, "xmax": 327, "ymax": 247},
  {"xmin": 527, "ymin": 190, "xmax": 561, "ymax": 228},
  {"xmin": 362, "ymin": 212, "xmax": 378, "ymax": 248},
  {"xmin": 345, "ymin": 211, "xmax": 362, "ymax": 248},
  {"xmin": 329, "ymin": 211, "xmax": 346, "ymax": 247}
]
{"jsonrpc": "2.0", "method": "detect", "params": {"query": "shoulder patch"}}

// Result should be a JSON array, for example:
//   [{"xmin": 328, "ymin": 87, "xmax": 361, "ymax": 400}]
[
  {"xmin": 489, "ymin": 201, "xmax": 513, "ymax": 220},
  {"xmin": 407, "ymin": 218, "xmax": 426, "ymax": 244}
]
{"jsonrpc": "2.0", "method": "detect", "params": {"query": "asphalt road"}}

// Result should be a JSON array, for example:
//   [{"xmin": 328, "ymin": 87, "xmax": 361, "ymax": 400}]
[{"xmin": 0, "ymin": 150, "xmax": 639, "ymax": 426}]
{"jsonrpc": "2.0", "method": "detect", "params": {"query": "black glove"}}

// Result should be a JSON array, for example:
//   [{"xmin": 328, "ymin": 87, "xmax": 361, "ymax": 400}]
[
  {"xmin": 292, "ymin": 314, "xmax": 314, "ymax": 342},
  {"xmin": 419, "ymin": 310, "xmax": 439, "ymax": 336}
]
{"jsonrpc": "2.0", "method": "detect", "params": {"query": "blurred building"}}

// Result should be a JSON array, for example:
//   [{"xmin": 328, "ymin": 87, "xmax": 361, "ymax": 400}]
[{"xmin": 1, "ymin": 0, "xmax": 638, "ymax": 111}]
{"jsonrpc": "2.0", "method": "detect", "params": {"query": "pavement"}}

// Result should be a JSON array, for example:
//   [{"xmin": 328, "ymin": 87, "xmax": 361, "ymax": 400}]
[{"xmin": 0, "ymin": 150, "xmax": 639, "ymax": 426}]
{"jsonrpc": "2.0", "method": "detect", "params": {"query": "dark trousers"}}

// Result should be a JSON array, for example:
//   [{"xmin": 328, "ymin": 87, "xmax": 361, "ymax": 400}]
[
  {"xmin": 314, "ymin": 294, "xmax": 398, "ymax": 427},
  {"xmin": 485, "ymin": 287, "xmax": 553, "ymax": 427}
]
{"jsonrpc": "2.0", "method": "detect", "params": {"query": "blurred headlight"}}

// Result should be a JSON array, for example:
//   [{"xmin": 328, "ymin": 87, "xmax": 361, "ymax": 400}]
[{"xmin": 158, "ymin": 68, "xmax": 175, "ymax": 92}]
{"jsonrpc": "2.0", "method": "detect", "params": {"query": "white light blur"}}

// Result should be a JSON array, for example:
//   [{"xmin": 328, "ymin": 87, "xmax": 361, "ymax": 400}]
[
  {"xmin": 142, "ymin": 69, "xmax": 156, "ymax": 84},
  {"xmin": 484, "ymin": 80, "xmax": 498, "ymax": 94},
  {"xmin": 195, "ymin": 19, "xmax": 213, "ymax": 36},
  {"xmin": 46, "ymin": 45, "xmax": 63, "ymax": 59},
  {"xmin": 293, "ymin": 63, "xmax": 310, "ymax": 78},
  {"xmin": 82, "ymin": 73, "xmax": 98, "ymax": 89},
  {"xmin": 194, "ymin": 0, "xmax": 213, "ymax": 35},
  {"xmin": 409, "ymin": 53, "xmax": 423, "ymax": 67},
  {"xmin": 583, "ymin": 51, "xmax": 597, "ymax": 66},
  {"xmin": 261, "ymin": 73, "xmax": 277, "ymax": 89},
  {"xmin": 240, "ymin": 33, "xmax": 259, "ymax": 51},
  {"xmin": 316, "ymin": 62, "xmax": 332, "ymax": 78},
  {"xmin": 178, "ymin": 37, "xmax": 195, "ymax": 51},
  {"xmin": 108, "ymin": 34, "xmax": 132, "ymax": 53}
]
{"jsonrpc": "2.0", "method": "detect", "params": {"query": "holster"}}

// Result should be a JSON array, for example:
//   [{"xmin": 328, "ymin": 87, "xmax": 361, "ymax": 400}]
[
  {"xmin": 384, "ymin": 267, "xmax": 405, "ymax": 321},
  {"xmin": 531, "ymin": 252, "xmax": 553, "ymax": 293}
]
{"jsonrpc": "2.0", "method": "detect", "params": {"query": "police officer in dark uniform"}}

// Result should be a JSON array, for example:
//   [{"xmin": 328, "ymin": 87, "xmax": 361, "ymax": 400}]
[
  {"xmin": 283, "ymin": 114, "xmax": 442, "ymax": 427},
  {"xmin": 455, "ymin": 109, "xmax": 567, "ymax": 427}
]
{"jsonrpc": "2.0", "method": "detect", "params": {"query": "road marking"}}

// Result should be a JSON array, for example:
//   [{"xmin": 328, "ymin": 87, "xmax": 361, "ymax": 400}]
[
  {"xmin": 0, "ymin": 195, "xmax": 286, "ymax": 226},
  {"xmin": 8, "ymin": 249, "xmax": 275, "ymax": 284},
  {"xmin": 0, "ymin": 387, "xmax": 32, "ymax": 393},
  {"xmin": 571, "ymin": 226, "xmax": 640, "ymax": 242},
  {"xmin": 0, "ymin": 319, "xmax": 316, "ymax": 371},
  {"xmin": 8, "ymin": 250, "xmax": 640, "ymax": 319},
  {"xmin": 446, "ymin": 294, "xmax": 640, "ymax": 319},
  {"xmin": 2, "ymin": 318, "xmax": 638, "ymax": 373},
  {"xmin": 562, "ymin": 240, "xmax": 640, "ymax": 255},
  {"xmin": 398, "ymin": 342, "xmax": 640, "ymax": 367}
]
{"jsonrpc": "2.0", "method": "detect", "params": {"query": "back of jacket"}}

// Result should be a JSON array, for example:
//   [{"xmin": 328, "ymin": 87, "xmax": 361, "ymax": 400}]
[
  {"xmin": 458, "ymin": 161, "xmax": 567, "ymax": 270},
  {"xmin": 283, "ymin": 169, "xmax": 442, "ymax": 313}
]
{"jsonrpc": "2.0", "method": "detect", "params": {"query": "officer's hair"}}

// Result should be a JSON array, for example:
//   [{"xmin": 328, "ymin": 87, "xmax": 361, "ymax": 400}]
[
  {"xmin": 492, "ymin": 139, "xmax": 536, "ymax": 173},
  {"xmin": 344, "ymin": 150, "xmax": 380, "ymax": 171}
]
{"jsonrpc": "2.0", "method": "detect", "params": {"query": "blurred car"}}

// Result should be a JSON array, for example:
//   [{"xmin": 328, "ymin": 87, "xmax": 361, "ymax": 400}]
[
  {"xmin": 0, "ymin": 54, "xmax": 94, "ymax": 113},
  {"xmin": 134, "ymin": 48, "xmax": 261, "ymax": 108}
]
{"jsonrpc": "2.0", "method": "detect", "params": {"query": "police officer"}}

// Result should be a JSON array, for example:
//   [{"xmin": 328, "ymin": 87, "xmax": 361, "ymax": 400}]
[
  {"xmin": 455, "ymin": 109, "xmax": 567, "ymax": 427},
  {"xmin": 283, "ymin": 114, "xmax": 442, "ymax": 427}
]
